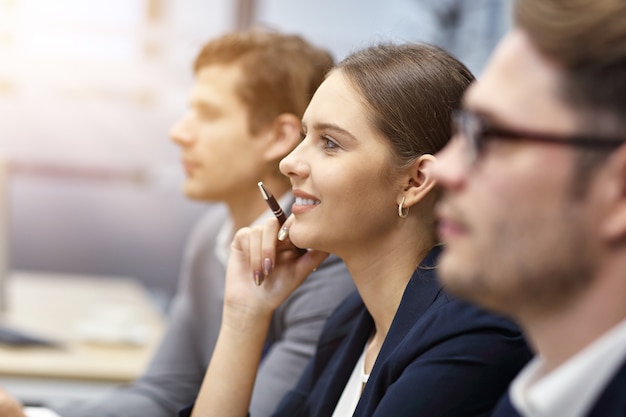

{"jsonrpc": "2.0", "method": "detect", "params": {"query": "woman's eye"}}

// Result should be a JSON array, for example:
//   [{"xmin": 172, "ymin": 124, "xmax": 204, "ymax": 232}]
[{"xmin": 322, "ymin": 136, "xmax": 339, "ymax": 150}]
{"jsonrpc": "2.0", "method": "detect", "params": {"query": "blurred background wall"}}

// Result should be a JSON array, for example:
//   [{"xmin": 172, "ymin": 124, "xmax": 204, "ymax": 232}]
[{"xmin": 0, "ymin": 0, "xmax": 511, "ymax": 305}]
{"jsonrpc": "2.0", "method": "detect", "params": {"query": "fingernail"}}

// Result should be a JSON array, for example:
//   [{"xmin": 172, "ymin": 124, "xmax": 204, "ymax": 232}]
[
  {"xmin": 277, "ymin": 225, "xmax": 289, "ymax": 241},
  {"xmin": 254, "ymin": 270, "xmax": 263, "ymax": 286},
  {"xmin": 263, "ymin": 258, "xmax": 273, "ymax": 276}
]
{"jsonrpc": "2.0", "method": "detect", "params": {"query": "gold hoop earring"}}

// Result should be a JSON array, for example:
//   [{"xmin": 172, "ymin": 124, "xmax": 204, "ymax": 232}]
[{"xmin": 398, "ymin": 196, "xmax": 409, "ymax": 218}]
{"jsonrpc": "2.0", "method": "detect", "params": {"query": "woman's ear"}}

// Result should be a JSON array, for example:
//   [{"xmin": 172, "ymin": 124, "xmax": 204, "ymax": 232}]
[
  {"xmin": 261, "ymin": 113, "xmax": 302, "ymax": 162},
  {"xmin": 399, "ymin": 154, "xmax": 437, "ymax": 208}
]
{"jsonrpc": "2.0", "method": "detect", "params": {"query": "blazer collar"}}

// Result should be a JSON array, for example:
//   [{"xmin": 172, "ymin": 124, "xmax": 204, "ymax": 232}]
[{"xmin": 378, "ymin": 245, "xmax": 443, "ymax": 354}]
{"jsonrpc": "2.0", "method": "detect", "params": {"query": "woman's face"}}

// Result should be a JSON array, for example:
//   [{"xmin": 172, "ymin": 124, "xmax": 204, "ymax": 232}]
[{"xmin": 279, "ymin": 70, "xmax": 404, "ymax": 256}]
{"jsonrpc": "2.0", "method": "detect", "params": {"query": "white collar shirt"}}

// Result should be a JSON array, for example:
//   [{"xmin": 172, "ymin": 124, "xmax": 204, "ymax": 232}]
[{"xmin": 510, "ymin": 317, "xmax": 626, "ymax": 417}]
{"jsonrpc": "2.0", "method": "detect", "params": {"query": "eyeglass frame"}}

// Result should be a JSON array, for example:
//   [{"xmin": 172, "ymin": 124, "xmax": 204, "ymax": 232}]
[{"xmin": 452, "ymin": 109, "xmax": 626, "ymax": 165}]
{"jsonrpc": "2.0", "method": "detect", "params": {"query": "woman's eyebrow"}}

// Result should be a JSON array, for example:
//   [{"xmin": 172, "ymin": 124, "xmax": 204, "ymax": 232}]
[{"xmin": 311, "ymin": 122, "xmax": 358, "ymax": 141}]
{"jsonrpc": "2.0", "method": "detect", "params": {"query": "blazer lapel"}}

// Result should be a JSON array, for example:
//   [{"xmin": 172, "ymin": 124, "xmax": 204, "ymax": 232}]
[
  {"xmin": 375, "ymin": 246, "xmax": 443, "ymax": 356},
  {"xmin": 586, "ymin": 357, "xmax": 626, "ymax": 417},
  {"xmin": 309, "ymin": 294, "xmax": 375, "ymax": 417}
]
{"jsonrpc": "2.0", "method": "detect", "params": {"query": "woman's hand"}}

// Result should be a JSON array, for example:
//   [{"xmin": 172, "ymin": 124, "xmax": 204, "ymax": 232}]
[
  {"xmin": 224, "ymin": 216, "xmax": 330, "ymax": 321},
  {"xmin": 0, "ymin": 389, "xmax": 26, "ymax": 417},
  {"xmin": 191, "ymin": 216, "xmax": 330, "ymax": 417}
]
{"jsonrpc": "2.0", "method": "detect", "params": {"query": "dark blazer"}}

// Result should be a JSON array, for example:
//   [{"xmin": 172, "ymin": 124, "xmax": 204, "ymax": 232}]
[
  {"xmin": 491, "ymin": 357, "xmax": 626, "ymax": 417},
  {"xmin": 271, "ymin": 247, "xmax": 532, "ymax": 417}
]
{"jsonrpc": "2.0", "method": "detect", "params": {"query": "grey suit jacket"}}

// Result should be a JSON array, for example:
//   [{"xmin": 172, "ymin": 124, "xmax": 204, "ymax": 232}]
[{"xmin": 51, "ymin": 202, "xmax": 355, "ymax": 417}]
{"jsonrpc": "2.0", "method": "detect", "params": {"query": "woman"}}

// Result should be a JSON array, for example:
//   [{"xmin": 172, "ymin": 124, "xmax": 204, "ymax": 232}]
[{"xmin": 186, "ymin": 43, "xmax": 531, "ymax": 417}]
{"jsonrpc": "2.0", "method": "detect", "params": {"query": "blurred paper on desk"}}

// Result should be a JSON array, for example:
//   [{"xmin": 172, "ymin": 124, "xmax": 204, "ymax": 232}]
[
  {"xmin": 24, "ymin": 407, "xmax": 61, "ymax": 417},
  {"xmin": 75, "ymin": 305, "xmax": 149, "ymax": 346}
]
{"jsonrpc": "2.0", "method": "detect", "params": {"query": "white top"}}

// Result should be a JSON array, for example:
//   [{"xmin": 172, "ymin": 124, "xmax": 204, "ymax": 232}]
[
  {"xmin": 331, "ymin": 347, "xmax": 370, "ymax": 417},
  {"xmin": 510, "ymin": 317, "xmax": 626, "ymax": 417}
]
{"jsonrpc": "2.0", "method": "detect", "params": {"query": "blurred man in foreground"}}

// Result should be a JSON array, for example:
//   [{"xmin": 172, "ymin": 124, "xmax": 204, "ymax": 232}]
[{"xmin": 434, "ymin": 0, "xmax": 626, "ymax": 416}]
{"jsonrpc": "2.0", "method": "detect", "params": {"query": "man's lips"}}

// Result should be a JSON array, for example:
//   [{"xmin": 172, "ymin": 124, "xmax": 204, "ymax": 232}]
[
  {"xmin": 435, "ymin": 202, "xmax": 468, "ymax": 240},
  {"xmin": 182, "ymin": 160, "xmax": 198, "ymax": 174},
  {"xmin": 437, "ymin": 217, "xmax": 467, "ymax": 240}
]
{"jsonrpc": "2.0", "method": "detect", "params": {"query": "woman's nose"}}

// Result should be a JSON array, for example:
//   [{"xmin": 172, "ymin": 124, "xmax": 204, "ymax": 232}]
[{"xmin": 279, "ymin": 139, "xmax": 309, "ymax": 179}]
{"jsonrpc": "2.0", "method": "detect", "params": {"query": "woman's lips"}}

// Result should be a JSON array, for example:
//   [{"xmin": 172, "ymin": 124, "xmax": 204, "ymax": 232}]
[{"xmin": 291, "ymin": 193, "xmax": 320, "ymax": 215}]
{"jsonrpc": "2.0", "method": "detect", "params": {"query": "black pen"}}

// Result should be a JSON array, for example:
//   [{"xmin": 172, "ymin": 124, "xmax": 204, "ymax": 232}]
[
  {"xmin": 258, "ymin": 181, "xmax": 288, "ymax": 225},
  {"xmin": 258, "ymin": 181, "xmax": 307, "ymax": 255}
]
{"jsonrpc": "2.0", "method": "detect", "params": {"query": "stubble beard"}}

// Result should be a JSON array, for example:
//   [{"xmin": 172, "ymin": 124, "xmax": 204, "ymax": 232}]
[{"xmin": 439, "ymin": 212, "xmax": 594, "ymax": 320}]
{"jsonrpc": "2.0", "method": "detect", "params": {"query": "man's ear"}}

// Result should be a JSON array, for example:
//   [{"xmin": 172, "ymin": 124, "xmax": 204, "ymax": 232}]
[
  {"xmin": 600, "ymin": 144, "xmax": 626, "ymax": 243},
  {"xmin": 260, "ymin": 113, "xmax": 302, "ymax": 162},
  {"xmin": 399, "ymin": 154, "xmax": 438, "ymax": 209}
]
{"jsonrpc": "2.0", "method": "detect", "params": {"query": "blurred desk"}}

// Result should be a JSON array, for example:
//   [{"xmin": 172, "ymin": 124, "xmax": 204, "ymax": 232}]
[{"xmin": 0, "ymin": 272, "xmax": 165, "ymax": 403}]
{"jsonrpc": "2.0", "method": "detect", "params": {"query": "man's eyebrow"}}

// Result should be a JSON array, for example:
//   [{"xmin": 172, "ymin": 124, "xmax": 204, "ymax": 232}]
[
  {"xmin": 464, "ymin": 105, "xmax": 515, "ymax": 128},
  {"xmin": 462, "ymin": 91, "xmax": 517, "ymax": 128},
  {"xmin": 189, "ymin": 99, "xmax": 220, "ymax": 112}
]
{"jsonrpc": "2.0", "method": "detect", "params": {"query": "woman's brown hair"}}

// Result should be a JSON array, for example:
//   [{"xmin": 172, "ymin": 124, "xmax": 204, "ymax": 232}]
[{"xmin": 335, "ymin": 43, "xmax": 475, "ymax": 169}]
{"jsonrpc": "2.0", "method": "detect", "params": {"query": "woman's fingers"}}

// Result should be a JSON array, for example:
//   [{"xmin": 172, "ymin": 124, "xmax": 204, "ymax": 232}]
[
  {"xmin": 275, "ymin": 215, "xmax": 307, "ymax": 255},
  {"xmin": 232, "ymin": 226, "xmax": 264, "ymax": 286},
  {"xmin": 277, "ymin": 214, "xmax": 294, "ymax": 242},
  {"xmin": 232, "ymin": 215, "xmax": 318, "ymax": 289},
  {"xmin": 232, "ymin": 220, "xmax": 283, "ymax": 286},
  {"xmin": 231, "ymin": 226, "xmax": 251, "ymax": 258},
  {"xmin": 261, "ymin": 219, "xmax": 281, "ymax": 278},
  {"xmin": 246, "ymin": 225, "xmax": 263, "ymax": 286}
]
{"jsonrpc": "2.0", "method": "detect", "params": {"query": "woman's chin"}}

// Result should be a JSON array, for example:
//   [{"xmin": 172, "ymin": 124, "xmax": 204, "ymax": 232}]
[{"xmin": 289, "ymin": 227, "xmax": 315, "ymax": 251}]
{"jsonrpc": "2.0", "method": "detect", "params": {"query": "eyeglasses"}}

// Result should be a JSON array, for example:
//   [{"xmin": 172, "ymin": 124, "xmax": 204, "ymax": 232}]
[{"xmin": 452, "ymin": 109, "xmax": 626, "ymax": 165}]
